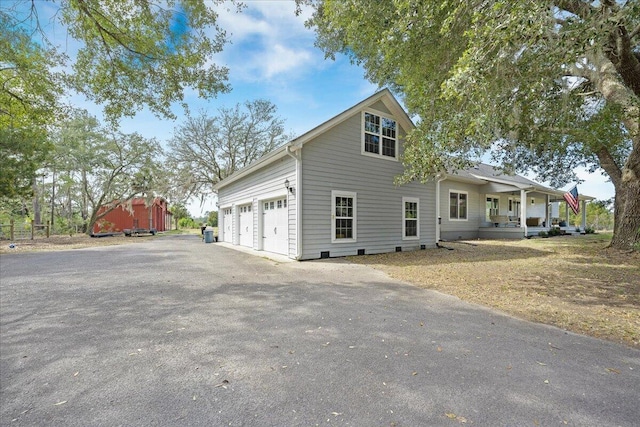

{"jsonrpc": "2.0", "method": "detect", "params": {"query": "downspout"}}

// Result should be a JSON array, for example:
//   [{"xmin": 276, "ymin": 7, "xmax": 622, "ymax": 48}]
[
  {"xmin": 286, "ymin": 145, "xmax": 302, "ymax": 260},
  {"xmin": 213, "ymin": 189, "xmax": 220, "ymax": 239},
  {"xmin": 435, "ymin": 173, "xmax": 446, "ymax": 243}
]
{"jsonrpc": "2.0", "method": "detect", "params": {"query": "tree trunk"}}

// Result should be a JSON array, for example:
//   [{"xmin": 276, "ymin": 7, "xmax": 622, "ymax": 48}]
[
  {"xmin": 611, "ymin": 179, "xmax": 640, "ymax": 250},
  {"xmin": 32, "ymin": 178, "xmax": 41, "ymax": 225}
]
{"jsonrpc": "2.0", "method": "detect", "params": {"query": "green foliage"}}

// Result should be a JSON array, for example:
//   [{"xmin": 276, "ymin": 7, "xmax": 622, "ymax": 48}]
[
  {"xmin": 559, "ymin": 198, "xmax": 614, "ymax": 230},
  {"xmin": 0, "ymin": 10, "xmax": 63, "ymax": 123},
  {"xmin": 1, "ymin": 0, "xmax": 235, "ymax": 200},
  {"xmin": 548, "ymin": 227, "xmax": 561, "ymax": 237},
  {"xmin": 538, "ymin": 230, "xmax": 548, "ymax": 238},
  {"xmin": 306, "ymin": 1, "xmax": 637, "ymax": 184},
  {"xmin": 0, "ymin": 127, "xmax": 51, "ymax": 198},
  {"xmin": 0, "ymin": 10, "xmax": 62, "ymax": 198},
  {"xmin": 170, "ymin": 204, "xmax": 190, "ymax": 221},
  {"xmin": 2, "ymin": 0, "xmax": 234, "ymax": 124},
  {"xmin": 45, "ymin": 110, "xmax": 164, "ymax": 234},
  {"xmin": 178, "ymin": 217, "xmax": 197, "ymax": 229},
  {"xmin": 305, "ymin": 0, "xmax": 640, "ymax": 250},
  {"xmin": 60, "ymin": 0, "xmax": 232, "ymax": 122},
  {"xmin": 207, "ymin": 210, "xmax": 218, "ymax": 227}
]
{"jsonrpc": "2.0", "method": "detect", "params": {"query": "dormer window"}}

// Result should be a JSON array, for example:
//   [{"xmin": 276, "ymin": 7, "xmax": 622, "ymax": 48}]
[{"xmin": 362, "ymin": 111, "xmax": 397, "ymax": 160}]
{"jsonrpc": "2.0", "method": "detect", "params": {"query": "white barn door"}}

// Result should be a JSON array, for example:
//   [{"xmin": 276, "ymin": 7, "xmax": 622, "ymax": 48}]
[
  {"xmin": 238, "ymin": 204, "xmax": 253, "ymax": 247},
  {"xmin": 222, "ymin": 208, "xmax": 233, "ymax": 243},
  {"xmin": 262, "ymin": 197, "xmax": 288, "ymax": 255}
]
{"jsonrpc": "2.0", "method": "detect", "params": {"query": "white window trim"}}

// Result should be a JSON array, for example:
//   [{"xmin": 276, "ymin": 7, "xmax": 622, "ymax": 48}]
[
  {"xmin": 361, "ymin": 109, "xmax": 399, "ymax": 161},
  {"xmin": 485, "ymin": 194, "xmax": 500, "ymax": 221},
  {"xmin": 402, "ymin": 197, "xmax": 420, "ymax": 240},
  {"xmin": 331, "ymin": 190, "xmax": 357, "ymax": 243},
  {"xmin": 449, "ymin": 190, "xmax": 469, "ymax": 221}
]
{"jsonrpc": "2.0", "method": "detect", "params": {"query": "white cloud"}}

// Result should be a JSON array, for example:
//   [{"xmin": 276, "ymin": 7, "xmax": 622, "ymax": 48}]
[
  {"xmin": 216, "ymin": 5, "xmax": 272, "ymax": 39},
  {"xmin": 214, "ymin": 1, "xmax": 319, "ymax": 81},
  {"xmin": 260, "ymin": 43, "xmax": 313, "ymax": 78}
]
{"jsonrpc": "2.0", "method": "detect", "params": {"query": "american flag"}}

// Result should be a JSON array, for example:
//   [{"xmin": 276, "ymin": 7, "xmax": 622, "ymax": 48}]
[{"xmin": 563, "ymin": 186, "xmax": 580, "ymax": 215}]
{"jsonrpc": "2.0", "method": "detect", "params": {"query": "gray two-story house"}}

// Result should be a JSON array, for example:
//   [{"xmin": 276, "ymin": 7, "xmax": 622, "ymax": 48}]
[
  {"xmin": 214, "ymin": 89, "xmax": 593, "ymax": 260},
  {"xmin": 214, "ymin": 89, "xmax": 437, "ymax": 260}
]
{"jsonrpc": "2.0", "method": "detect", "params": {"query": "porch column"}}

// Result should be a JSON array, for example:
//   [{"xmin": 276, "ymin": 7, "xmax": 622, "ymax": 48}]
[
  {"xmin": 581, "ymin": 200, "xmax": 587, "ymax": 230},
  {"xmin": 565, "ymin": 202, "xmax": 570, "ymax": 224},
  {"xmin": 520, "ymin": 189, "xmax": 527, "ymax": 237},
  {"xmin": 545, "ymin": 194, "xmax": 550, "ymax": 229}
]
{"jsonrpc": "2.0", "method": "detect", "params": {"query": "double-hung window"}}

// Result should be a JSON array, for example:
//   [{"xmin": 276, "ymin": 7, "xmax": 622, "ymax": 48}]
[
  {"xmin": 403, "ymin": 197, "xmax": 419, "ymax": 239},
  {"xmin": 332, "ymin": 191, "xmax": 356, "ymax": 242},
  {"xmin": 363, "ymin": 111, "xmax": 397, "ymax": 159},
  {"xmin": 449, "ymin": 191, "xmax": 468, "ymax": 220}
]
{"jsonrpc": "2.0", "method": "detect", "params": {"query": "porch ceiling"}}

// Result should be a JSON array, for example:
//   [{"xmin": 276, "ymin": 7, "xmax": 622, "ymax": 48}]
[{"xmin": 480, "ymin": 182, "xmax": 522, "ymax": 194}]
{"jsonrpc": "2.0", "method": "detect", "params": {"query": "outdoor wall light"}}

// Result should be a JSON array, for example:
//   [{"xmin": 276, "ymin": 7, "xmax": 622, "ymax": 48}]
[{"xmin": 284, "ymin": 178, "xmax": 294, "ymax": 194}]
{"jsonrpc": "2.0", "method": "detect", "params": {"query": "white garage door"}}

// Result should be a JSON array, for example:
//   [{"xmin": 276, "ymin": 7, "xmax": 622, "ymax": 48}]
[
  {"xmin": 238, "ymin": 204, "xmax": 253, "ymax": 247},
  {"xmin": 262, "ymin": 197, "xmax": 288, "ymax": 255},
  {"xmin": 222, "ymin": 208, "xmax": 233, "ymax": 243}
]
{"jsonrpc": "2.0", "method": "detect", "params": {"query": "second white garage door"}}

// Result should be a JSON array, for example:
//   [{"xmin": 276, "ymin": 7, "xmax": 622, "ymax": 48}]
[
  {"xmin": 262, "ymin": 197, "xmax": 288, "ymax": 255},
  {"xmin": 238, "ymin": 204, "xmax": 253, "ymax": 247}
]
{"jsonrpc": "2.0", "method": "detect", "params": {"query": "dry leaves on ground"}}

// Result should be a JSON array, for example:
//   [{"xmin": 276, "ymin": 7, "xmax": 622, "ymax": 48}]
[{"xmin": 351, "ymin": 235, "xmax": 640, "ymax": 348}]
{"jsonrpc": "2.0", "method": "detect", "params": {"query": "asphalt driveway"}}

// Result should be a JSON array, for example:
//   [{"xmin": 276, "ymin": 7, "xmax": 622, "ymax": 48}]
[{"xmin": 1, "ymin": 234, "xmax": 638, "ymax": 426}]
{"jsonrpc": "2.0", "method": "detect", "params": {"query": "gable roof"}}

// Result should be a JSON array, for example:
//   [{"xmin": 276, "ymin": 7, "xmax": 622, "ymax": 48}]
[{"xmin": 213, "ymin": 89, "xmax": 413, "ymax": 191}]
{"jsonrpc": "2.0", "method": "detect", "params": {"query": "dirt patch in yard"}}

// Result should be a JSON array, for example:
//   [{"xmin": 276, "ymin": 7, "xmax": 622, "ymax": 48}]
[{"xmin": 350, "ymin": 235, "xmax": 640, "ymax": 348}]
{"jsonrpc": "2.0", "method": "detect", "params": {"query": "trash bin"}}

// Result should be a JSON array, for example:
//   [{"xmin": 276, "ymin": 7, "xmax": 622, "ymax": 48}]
[{"xmin": 204, "ymin": 229, "xmax": 214, "ymax": 243}]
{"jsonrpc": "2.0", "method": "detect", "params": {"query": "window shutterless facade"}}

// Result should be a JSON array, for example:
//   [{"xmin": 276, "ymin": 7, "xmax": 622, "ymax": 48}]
[
  {"xmin": 331, "ymin": 190, "xmax": 357, "ymax": 242},
  {"xmin": 449, "ymin": 191, "xmax": 468, "ymax": 220},
  {"xmin": 402, "ymin": 197, "xmax": 419, "ymax": 239},
  {"xmin": 362, "ymin": 111, "xmax": 397, "ymax": 160}
]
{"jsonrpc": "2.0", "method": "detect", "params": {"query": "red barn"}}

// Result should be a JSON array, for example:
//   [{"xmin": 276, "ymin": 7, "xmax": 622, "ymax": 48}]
[{"xmin": 92, "ymin": 197, "xmax": 172, "ymax": 235}]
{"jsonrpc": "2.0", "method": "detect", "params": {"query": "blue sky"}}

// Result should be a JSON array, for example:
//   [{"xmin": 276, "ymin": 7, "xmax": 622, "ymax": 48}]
[{"xmin": 24, "ymin": 0, "xmax": 615, "ymax": 216}]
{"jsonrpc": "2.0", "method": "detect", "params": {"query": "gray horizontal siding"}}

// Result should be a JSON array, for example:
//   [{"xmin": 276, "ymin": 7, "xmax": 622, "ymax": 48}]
[
  {"xmin": 301, "ymin": 112, "xmax": 436, "ymax": 260},
  {"xmin": 439, "ymin": 182, "xmax": 551, "ymax": 241},
  {"xmin": 439, "ymin": 180, "xmax": 481, "ymax": 240},
  {"xmin": 217, "ymin": 156, "xmax": 296, "ymax": 255}
]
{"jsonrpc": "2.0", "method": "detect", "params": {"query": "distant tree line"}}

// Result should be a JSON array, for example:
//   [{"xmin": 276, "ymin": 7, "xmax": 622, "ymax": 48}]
[{"xmin": 1, "ymin": 101, "xmax": 289, "ymax": 235}]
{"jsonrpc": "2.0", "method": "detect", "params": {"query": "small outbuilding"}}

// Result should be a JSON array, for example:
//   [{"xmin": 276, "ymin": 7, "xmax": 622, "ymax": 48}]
[{"xmin": 92, "ymin": 197, "xmax": 171, "ymax": 235}]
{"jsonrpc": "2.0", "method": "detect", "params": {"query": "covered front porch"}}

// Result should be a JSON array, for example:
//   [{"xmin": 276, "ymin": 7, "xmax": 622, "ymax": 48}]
[{"xmin": 477, "ymin": 179, "xmax": 594, "ymax": 239}]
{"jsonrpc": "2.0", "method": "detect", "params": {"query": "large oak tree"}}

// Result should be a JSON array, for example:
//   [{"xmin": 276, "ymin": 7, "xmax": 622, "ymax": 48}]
[
  {"xmin": 166, "ymin": 100, "xmax": 290, "ymax": 207},
  {"xmin": 304, "ymin": 0, "xmax": 640, "ymax": 250}
]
